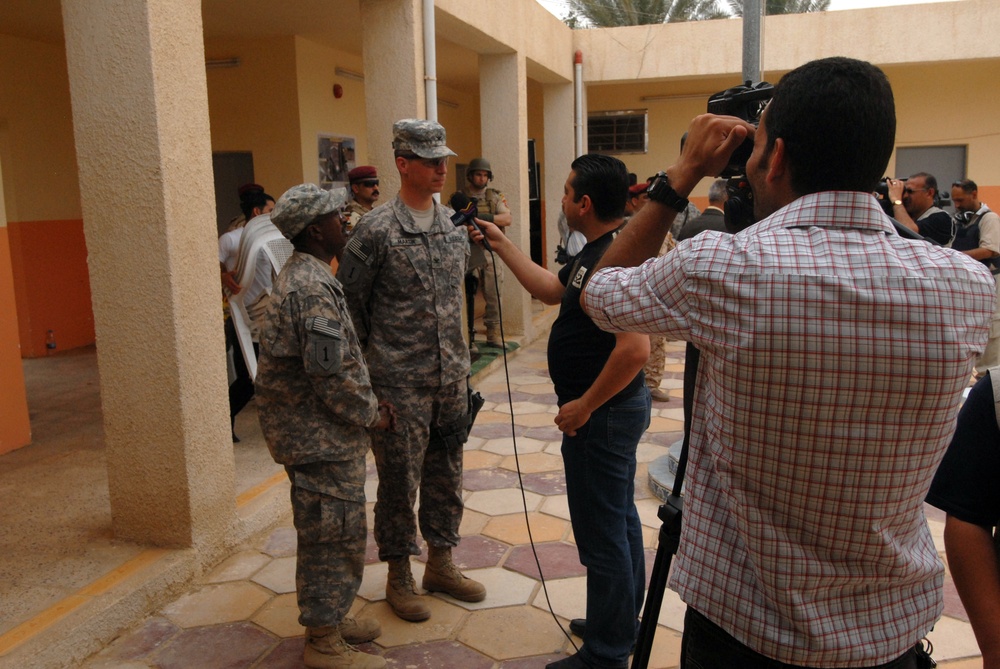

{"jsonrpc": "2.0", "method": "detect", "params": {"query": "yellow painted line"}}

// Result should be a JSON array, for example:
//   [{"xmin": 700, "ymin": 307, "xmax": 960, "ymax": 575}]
[
  {"xmin": 236, "ymin": 471, "xmax": 287, "ymax": 508},
  {"xmin": 0, "ymin": 548, "xmax": 167, "ymax": 656},
  {"xmin": 77, "ymin": 549, "xmax": 168, "ymax": 596}
]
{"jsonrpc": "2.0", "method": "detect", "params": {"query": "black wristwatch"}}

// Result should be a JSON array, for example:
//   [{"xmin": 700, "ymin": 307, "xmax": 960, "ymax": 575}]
[{"xmin": 646, "ymin": 171, "xmax": 689, "ymax": 213}]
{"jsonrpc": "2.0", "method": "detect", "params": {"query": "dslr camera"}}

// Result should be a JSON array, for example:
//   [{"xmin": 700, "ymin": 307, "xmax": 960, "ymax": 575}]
[{"xmin": 706, "ymin": 81, "xmax": 773, "ymax": 233}]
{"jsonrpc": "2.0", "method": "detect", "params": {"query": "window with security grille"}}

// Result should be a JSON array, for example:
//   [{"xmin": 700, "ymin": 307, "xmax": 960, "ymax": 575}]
[{"xmin": 588, "ymin": 110, "xmax": 648, "ymax": 154}]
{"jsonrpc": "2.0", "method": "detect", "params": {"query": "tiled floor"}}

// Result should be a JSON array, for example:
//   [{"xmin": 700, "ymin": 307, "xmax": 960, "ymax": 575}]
[
  {"xmin": 3, "ymin": 332, "xmax": 986, "ymax": 668},
  {"xmin": 72, "ymin": 337, "xmax": 985, "ymax": 668}
]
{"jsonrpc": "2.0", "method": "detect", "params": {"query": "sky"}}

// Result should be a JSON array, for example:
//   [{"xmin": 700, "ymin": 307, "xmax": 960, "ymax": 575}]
[{"xmin": 535, "ymin": 0, "xmax": 963, "ymax": 19}]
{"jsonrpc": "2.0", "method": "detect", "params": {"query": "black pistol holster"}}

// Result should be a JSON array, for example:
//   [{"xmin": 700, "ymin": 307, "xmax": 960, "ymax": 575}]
[{"xmin": 430, "ymin": 378, "xmax": 485, "ymax": 451}]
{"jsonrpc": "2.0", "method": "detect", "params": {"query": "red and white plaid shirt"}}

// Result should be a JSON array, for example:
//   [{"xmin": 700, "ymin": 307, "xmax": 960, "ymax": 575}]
[{"xmin": 585, "ymin": 191, "xmax": 995, "ymax": 667}]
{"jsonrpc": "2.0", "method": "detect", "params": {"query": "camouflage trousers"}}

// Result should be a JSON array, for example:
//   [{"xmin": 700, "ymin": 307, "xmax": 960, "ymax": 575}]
[
  {"xmin": 285, "ymin": 459, "xmax": 367, "ymax": 628},
  {"xmin": 644, "ymin": 335, "xmax": 667, "ymax": 389},
  {"xmin": 473, "ymin": 252, "xmax": 504, "ymax": 328},
  {"xmin": 370, "ymin": 380, "xmax": 467, "ymax": 561}
]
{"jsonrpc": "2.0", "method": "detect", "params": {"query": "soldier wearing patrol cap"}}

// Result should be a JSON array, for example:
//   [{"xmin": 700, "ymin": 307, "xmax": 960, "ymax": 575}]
[
  {"xmin": 464, "ymin": 157, "xmax": 512, "ymax": 349},
  {"xmin": 345, "ymin": 165, "xmax": 380, "ymax": 233},
  {"xmin": 337, "ymin": 119, "xmax": 487, "ymax": 623},
  {"xmin": 256, "ymin": 183, "xmax": 395, "ymax": 669}
]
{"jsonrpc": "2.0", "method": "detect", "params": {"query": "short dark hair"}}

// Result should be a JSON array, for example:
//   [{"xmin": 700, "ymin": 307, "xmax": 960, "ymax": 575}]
[
  {"xmin": 240, "ymin": 190, "xmax": 274, "ymax": 220},
  {"xmin": 764, "ymin": 57, "xmax": 895, "ymax": 195},
  {"xmin": 952, "ymin": 178, "xmax": 978, "ymax": 193},
  {"xmin": 569, "ymin": 154, "xmax": 629, "ymax": 221},
  {"xmin": 908, "ymin": 172, "xmax": 938, "ymax": 197}
]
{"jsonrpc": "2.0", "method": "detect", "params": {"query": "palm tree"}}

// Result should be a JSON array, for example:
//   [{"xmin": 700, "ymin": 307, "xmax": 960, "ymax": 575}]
[
  {"xmin": 724, "ymin": 0, "xmax": 831, "ymax": 16},
  {"xmin": 560, "ymin": 0, "xmax": 828, "ymax": 27},
  {"xmin": 562, "ymin": 0, "xmax": 727, "ymax": 27}
]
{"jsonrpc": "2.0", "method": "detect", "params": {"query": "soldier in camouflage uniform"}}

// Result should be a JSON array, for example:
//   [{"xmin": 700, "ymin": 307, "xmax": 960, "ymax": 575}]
[
  {"xmin": 337, "ymin": 119, "xmax": 486, "ymax": 623},
  {"xmin": 464, "ymin": 158, "xmax": 512, "ymax": 348},
  {"xmin": 345, "ymin": 165, "xmax": 380, "ymax": 234},
  {"xmin": 257, "ymin": 183, "xmax": 394, "ymax": 669}
]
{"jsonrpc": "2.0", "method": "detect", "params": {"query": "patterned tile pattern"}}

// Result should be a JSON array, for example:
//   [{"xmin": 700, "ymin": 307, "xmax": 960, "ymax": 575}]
[{"xmin": 80, "ymin": 337, "xmax": 979, "ymax": 668}]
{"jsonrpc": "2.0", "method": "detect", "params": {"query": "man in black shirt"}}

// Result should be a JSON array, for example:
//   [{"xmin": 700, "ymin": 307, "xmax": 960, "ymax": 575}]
[
  {"xmin": 887, "ymin": 171, "xmax": 953, "ymax": 245},
  {"xmin": 470, "ymin": 154, "xmax": 651, "ymax": 669}
]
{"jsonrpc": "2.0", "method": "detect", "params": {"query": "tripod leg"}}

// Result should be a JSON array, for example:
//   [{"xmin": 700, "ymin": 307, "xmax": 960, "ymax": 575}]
[{"xmin": 631, "ymin": 516, "xmax": 679, "ymax": 668}]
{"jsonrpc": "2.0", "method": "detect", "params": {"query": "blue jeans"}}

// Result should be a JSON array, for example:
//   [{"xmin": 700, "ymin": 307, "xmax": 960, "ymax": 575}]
[
  {"xmin": 681, "ymin": 608, "xmax": 923, "ymax": 669},
  {"xmin": 561, "ymin": 385, "xmax": 651, "ymax": 668}
]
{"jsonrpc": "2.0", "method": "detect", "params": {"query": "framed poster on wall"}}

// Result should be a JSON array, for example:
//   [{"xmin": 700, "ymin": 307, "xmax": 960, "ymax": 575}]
[{"xmin": 318, "ymin": 134, "xmax": 356, "ymax": 190}]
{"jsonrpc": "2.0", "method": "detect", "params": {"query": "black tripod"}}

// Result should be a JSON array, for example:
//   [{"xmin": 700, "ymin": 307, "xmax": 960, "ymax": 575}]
[{"xmin": 631, "ymin": 342, "xmax": 700, "ymax": 669}]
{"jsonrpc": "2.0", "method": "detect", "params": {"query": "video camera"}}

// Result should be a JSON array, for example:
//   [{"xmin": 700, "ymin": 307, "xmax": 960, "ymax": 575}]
[{"xmin": 706, "ymin": 81, "xmax": 773, "ymax": 233}]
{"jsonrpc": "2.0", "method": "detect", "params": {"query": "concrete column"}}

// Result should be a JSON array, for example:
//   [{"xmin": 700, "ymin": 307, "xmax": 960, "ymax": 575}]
[
  {"xmin": 543, "ymin": 82, "xmax": 576, "ymax": 265},
  {"xmin": 480, "ymin": 52, "xmax": 532, "ymax": 338},
  {"xmin": 360, "ymin": 0, "xmax": 426, "ymax": 197},
  {"xmin": 62, "ymin": 0, "xmax": 235, "ymax": 548}
]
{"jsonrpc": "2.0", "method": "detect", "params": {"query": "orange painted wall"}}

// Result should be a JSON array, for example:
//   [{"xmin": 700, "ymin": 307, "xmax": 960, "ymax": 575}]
[
  {"xmin": 7, "ymin": 219, "xmax": 94, "ymax": 358},
  {"xmin": 0, "ymin": 226, "xmax": 31, "ymax": 453}
]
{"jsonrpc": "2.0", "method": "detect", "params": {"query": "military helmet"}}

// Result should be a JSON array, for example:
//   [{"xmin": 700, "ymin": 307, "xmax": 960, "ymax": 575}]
[{"xmin": 467, "ymin": 157, "xmax": 493, "ymax": 181}]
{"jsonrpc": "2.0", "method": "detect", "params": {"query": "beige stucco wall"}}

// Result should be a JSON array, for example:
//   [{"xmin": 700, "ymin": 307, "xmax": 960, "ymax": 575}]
[
  {"xmin": 295, "ymin": 37, "xmax": 369, "ymax": 187},
  {"xmin": 204, "ymin": 36, "xmax": 303, "ymax": 196},
  {"xmin": 0, "ymin": 35, "xmax": 80, "ymax": 223}
]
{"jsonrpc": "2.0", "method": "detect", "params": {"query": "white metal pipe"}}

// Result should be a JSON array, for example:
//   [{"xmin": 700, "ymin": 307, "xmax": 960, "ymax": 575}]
[
  {"xmin": 423, "ymin": 0, "xmax": 438, "ymax": 121},
  {"xmin": 574, "ymin": 50, "xmax": 584, "ymax": 156}
]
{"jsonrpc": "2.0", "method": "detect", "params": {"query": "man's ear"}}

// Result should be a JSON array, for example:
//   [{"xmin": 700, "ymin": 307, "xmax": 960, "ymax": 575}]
[
  {"xmin": 765, "ymin": 138, "xmax": 788, "ymax": 185},
  {"xmin": 577, "ymin": 193, "xmax": 593, "ymax": 216}
]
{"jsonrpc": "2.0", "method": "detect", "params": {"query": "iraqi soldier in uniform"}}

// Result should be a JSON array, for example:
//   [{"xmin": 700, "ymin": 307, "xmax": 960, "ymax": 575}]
[
  {"xmin": 345, "ymin": 165, "xmax": 380, "ymax": 234},
  {"xmin": 256, "ymin": 183, "xmax": 394, "ymax": 669},
  {"xmin": 464, "ymin": 157, "xmax": 511, "ymax": 348},
  {"xmin": 337, "ymin": 119, "xmax": 487, "ymax": 623}
]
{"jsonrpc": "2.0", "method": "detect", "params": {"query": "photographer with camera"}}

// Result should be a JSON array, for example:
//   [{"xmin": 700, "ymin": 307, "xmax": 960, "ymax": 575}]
[
  {"xmin": 886, "ymin": 172, "xmax": 954, "ymax": 245},
  {"xmin": 581, "ymin": 57, "xmax": 995, "ymax": 668}
]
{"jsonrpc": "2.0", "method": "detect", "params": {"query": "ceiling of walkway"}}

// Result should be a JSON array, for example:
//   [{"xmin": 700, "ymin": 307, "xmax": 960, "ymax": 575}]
[{"xmin": 4, "ymin": 0, "xmax": 482, "ymax": 94}]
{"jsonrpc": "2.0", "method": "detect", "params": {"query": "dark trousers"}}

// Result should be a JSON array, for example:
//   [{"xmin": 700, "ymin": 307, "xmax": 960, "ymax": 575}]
[
  {"xmin": 680, "ymin": 608, "xmax": 922, "ymax": 669},
  {"xmin": 225, "ymin": 317, "xmax": 257, "ymax": 426}
]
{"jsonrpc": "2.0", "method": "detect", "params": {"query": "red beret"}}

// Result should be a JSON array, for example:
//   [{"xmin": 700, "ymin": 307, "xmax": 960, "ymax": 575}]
[
  {"xmin": 348, "ymin": 165, "xmax": 378, "ymax": 183},
  {"xmin": 237, "ymin": 182, "xmax": 264, "ymax": 197}
]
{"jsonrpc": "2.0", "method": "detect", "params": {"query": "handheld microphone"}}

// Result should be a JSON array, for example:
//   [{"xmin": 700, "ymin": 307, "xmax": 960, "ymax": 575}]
[{"xmin": 449, "ymin": 192, "xmax": 492, "ymax": 252}]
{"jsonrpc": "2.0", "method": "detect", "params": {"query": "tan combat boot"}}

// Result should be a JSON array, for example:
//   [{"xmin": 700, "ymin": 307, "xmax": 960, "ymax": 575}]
[
  {"xmin": 422, "ymin": 546, "xmax": 487, "ymax": 602},
  {"xmin": 385, "ymin": 558, "xmax": 431, "ymax": 622},
  {"xmin": 338, "ymin": 616, "xmax": 382, "ymax": 644},
  {"xmin": 485, "ymin": 324, "xmax": 502, "ymax": 348},
  {"xmin": 303, "ymin": 626, "xmax": 386, "ymax": 669}
]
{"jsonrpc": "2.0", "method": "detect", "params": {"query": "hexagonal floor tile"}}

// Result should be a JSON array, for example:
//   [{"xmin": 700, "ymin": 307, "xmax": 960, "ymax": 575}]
[
  {"xmin": 530, "ymin": 575, "xmax": 585, "ymax": 621},
  {"xmin": 162, "ymin": 581, "xmax": 272, "ymax": 628},
  {"xmin": 359, "ymin": 598, "xmax": 467, "ymax": 647},
  {"xmin": 382, "ymin": 640, "xmax": 493, "ymax": 669},
  {"xmin": 463, "ymin": 467, "xmax": 522, "ymax": 491},
  {"xmin": 513, "ymin": 413, "xmax": 560, "ymax": 428},
  {"xmin": 413, "ymin": 535, "xmax": 509, "ymax": 570},
  {"xmin": 458, "ymin": 605, "xmax": 566, "ymax": 660},
  {"xmin": 152, "ymin": 622, "xmax": 275, "ymax": 669},
  {"xmin": 483, "ymin": 437, "xmax": 548, "ymax": 457},
  {"xmin": 500, "ymin": 452, "xmax": 563, "ymax": 474},
  {"xmin": 435, "ymin": 566, "xmax": 537, "ymax": 611},
  {"xmin": 251, "ymin": 555, "xmax": 296, "ymax": 594},
  {"xmin": 465, "ymin": 488, "xmax": 542, "ymax": 515},
  {"xmin": 203, "ymin": 550, "xmax": 271, "ymax": 584},
  {"xmin": 483, "ymin": 512, "xmax": 569, "ymax": 545},
  {"xmin": 539, "ymin": 495, "xmax": 570, "ymax": 522},
  {"xmin": 504, "ymin": 542, "xmax": 583, "ymax": 581},
  {"xmin": 464, "ymin": 450, "xmax": 503, "ymax": 471},
  {"xmin": 519, "ymin": 471, "xmax": 566, "ymax": 496},
  {"xmin": 260, "ymin": 526, "xmax": 297, "ymax": 558},
  {"xmin": 523, "ymin": 425, "xmax": 562, "ymax": 442},
  {"xmin": 252, "ymin": 592, "xmax": 303, "ymax": 638}
]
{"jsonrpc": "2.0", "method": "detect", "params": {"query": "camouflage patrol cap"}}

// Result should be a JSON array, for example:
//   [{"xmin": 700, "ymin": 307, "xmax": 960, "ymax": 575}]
[
  {"xmin": 392, "ymin": 119, "xmax": 457, "ymax": 159},
  {"xmin": 271, "ymin": 184, "xmax": 348, "ymax": 240}
]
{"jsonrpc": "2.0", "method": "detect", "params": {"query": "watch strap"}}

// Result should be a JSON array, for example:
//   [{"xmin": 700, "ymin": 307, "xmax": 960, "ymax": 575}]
[{"xmin": 648, "ymin": 171, "xmax": 689, "ymax": 213}]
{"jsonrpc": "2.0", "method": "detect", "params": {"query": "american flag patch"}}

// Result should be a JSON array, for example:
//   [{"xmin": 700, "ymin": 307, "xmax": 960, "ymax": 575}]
[
  {"xmin": 305, "ymin": 317, "xmax": 342, "ymax": 339},
  {"xmin": 346, "ymin": 236, "xmax": 370, "ymax": 263}
]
